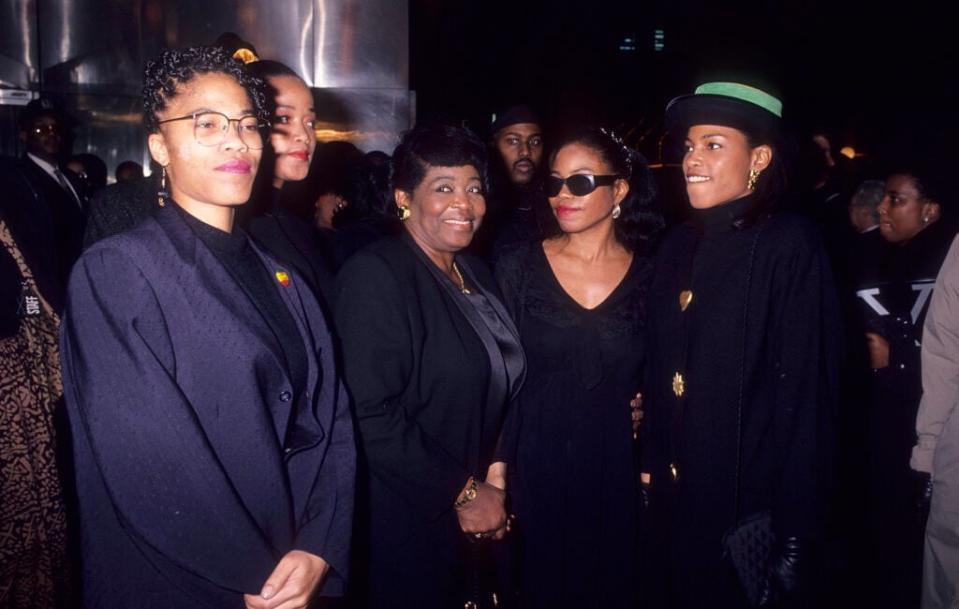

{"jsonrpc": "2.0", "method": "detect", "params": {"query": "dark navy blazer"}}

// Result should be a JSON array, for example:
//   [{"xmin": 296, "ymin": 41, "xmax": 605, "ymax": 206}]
[{"xmin": 60, "ymin": 203, "xmax": 354, "ymax": 608}]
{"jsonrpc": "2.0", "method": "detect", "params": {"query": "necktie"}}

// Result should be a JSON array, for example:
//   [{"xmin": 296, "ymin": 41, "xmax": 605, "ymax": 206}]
[{"xmin": 53, "ymin": 168, "xmax": 81, "ymax": 208}]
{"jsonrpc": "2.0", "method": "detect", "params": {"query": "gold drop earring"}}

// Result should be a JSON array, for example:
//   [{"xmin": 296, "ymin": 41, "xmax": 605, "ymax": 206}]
[{"xmin": 157, "ymin": 166, "xmax": 169, "ymax": 207}]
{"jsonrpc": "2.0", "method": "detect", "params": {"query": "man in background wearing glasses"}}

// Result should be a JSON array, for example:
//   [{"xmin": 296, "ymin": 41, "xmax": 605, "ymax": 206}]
[{"xmin": 0, "ymin": 97, "xmax": 87, "ymax": 336}]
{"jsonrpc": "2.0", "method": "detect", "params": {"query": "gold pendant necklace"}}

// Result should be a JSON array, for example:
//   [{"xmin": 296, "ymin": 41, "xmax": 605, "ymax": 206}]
[{"xmin": 452, "ymin": 261, "xmax": 471, "ymax": 295}]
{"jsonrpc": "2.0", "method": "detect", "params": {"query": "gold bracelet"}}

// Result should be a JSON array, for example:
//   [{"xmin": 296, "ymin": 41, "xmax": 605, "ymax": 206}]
[{"xmin": 454, "ymin": 477, "xmax": 478, "ymax": 509}]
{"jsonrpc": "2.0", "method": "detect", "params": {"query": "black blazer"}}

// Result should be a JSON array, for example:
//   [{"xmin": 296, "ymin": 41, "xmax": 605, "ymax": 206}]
[
  {"xmin": 333, "ymin": 234, "xmax": 521, "ymax": 604},
  {"xmin": 60, "ymin": 204, "xmax": 355, "ymax": 608},
  {"xmin": 247, "ymin": 207, "xmax": 335, "ymax": 309}
]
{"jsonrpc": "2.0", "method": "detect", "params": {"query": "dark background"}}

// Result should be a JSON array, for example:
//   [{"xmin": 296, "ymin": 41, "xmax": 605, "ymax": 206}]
[{"xmin": 410, "ymin": 0, "xmax": 953, "ymax": 163}]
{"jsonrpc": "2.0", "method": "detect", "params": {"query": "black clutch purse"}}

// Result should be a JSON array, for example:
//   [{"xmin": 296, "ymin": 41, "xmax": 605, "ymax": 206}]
[{"xmin": 722, "ymin": 510, "xmax": 774, "ymax": 608}]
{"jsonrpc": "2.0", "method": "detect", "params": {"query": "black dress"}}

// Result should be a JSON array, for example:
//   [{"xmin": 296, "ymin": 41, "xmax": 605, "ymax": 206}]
[
  {"xmin": 495, "ymin": 241, "xmax": 650, "ymax": 609},
  {"xmin": 642, "ymin": 195, "xmax": 840, "ymax": 608}
]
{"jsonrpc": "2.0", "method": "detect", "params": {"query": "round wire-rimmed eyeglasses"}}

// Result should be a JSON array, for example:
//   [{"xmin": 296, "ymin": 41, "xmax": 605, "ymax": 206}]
[{"xmin": 157, "ymin": 111, "xmax": 269, "ymax": 150}]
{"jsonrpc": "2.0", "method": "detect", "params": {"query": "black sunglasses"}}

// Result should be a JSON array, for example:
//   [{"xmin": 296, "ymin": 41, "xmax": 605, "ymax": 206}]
[{"xmin": 546, "ymin": 174, "xmax": 620, "ymax": 197}]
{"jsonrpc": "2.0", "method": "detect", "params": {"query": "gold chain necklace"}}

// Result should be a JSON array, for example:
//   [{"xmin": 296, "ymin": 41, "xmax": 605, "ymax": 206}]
[{"xmin": 451, "ymin": 261, "xmax": 471, "ymax": 295}]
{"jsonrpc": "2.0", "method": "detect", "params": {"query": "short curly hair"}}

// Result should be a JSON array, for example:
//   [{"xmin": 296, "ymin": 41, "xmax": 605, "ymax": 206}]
[
  {"xmin": 142, "ymin": 46, "xmax": 268, "ymax": 134},
  {"xmin": 391, "ymin": 123, "xmax": 489, "ymax": 195}
]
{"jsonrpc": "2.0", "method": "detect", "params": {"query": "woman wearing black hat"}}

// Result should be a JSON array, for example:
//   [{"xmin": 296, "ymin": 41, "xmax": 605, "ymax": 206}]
[{"xmin": 640, "ymin": 83, "xmax": 840, "ymax": 608}]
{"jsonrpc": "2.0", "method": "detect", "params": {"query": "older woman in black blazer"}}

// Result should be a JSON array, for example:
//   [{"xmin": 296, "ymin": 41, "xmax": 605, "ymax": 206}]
[{"xmin": 334, "ymin": 124, "xmax": 525, "ymax": 609}]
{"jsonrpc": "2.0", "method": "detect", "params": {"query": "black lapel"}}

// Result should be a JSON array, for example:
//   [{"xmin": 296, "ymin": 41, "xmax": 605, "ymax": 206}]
[
  {"xmin": 153, "ymin": 205, "xmax": 290, "ymax": 389},
  {"xmin": 249, "ymin": 238, "xmax": 333, "ymax": 523},
  {"xmin": 458, "ymin": 256, "xmax": 527, "ymax": 402},
  {"xmin": 402, "ymin": 233, "xmax": 509, "ymax": 417}
]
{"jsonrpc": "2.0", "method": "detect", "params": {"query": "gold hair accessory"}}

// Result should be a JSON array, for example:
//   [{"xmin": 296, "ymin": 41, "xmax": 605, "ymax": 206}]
[
  {"xmin": 232, "ymin": 48, "xmax": 259, "ymax": 65},
  {"xmin": 679, "ymin": 290, "xmax": 693, "ymax": 311},
  {"xmin": 398, "ymin": 205, "xmax": 411, "ymax": 221},
  {"xmin": 747, "ymin": 168, "xmax": 761, "ymax": 191}
]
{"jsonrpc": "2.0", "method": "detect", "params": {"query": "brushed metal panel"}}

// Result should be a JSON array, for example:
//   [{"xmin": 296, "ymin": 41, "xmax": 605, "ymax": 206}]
[
  {"xmin": 312, "ymin": 87, "xmax": 412, "ymax": 154},
  {"xmin": 312, "ymin": 0, "xmax": 408, "ymax": 89},
  {"xmin": 0, "ymin": 0, "xmax": 38, "ymax": 89},
  {"xmin": 34, "ymin": 0, "xmax": 409, "ymax": 91},
  {"xmin": 139, "ymin": 0, "xmax": 316, "ymax": 84},
  {"xmin": 38, "ymin": 0, "xmax": 317, "ymax": 91},
  {"xmin": 38, "ymin": 0, "xmax": 143, "ymax": 93}
]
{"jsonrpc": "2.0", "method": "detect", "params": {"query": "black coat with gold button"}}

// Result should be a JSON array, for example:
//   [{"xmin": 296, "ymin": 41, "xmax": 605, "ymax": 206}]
[{"xmin": 640, "ymin": 194, "xmax": 841, "ymax": 608}]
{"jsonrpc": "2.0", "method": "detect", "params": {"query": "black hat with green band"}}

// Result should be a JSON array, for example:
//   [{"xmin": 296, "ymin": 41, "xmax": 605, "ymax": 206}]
[{"xmin": 665, "ymin": 81, "xmax": 784, "ymax": 144}]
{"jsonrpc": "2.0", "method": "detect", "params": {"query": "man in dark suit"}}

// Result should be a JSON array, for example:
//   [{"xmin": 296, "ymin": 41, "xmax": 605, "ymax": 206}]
[{"xmin": 0, "ymin": 98, "xmax": 86, "ymax": 334}]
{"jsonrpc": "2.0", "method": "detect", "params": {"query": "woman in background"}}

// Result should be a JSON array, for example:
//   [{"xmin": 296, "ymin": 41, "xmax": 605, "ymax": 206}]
[
  {"xmin": 244, "ymin": 58, "xmax": 335, "ymax": 305},
  {"xmin": 853, "ymin": 160, "xmax": 952, "ymax": 608}
]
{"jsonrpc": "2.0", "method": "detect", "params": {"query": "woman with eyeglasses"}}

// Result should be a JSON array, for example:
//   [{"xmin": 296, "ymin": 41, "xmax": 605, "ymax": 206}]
[
  {"xmin": 59, "ymin": 46, "xmax": 354, "ymax": 609},
  {"xmin": 493, "ymin": 126, "xmax": 662, "ymax": 609},
  {"xmin": 640, "ymin": 82, "xmax": 840, "ymax": 608}
]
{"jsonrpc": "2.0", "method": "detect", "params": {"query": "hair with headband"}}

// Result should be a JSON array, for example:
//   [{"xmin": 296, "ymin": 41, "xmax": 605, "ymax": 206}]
[{"xmin": 548, "ymin": 126, "xmax": 664, "ymax": 252}]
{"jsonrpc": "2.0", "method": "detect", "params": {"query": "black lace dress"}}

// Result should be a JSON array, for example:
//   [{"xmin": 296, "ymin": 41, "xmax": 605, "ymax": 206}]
[{"xmin": 495, "ymin": 241, "xmax": 650, "ymax": 609}]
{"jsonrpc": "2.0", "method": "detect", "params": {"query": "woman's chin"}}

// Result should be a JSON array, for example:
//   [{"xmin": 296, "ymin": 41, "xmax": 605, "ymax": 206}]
[{"xmin": 276, "ymin": 165, "xmax": 309, "ymax": 183}]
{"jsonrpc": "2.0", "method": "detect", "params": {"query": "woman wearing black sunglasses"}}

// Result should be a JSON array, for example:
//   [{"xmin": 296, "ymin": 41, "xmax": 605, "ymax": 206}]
[{"xmin": 495, "ymin": 126, "xmax": 662, "ymax": 608}]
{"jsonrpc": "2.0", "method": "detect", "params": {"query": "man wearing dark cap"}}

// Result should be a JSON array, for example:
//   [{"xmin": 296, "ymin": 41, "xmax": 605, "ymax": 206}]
[
  {"xmin": 491, "ymin": 105, "xmax": 543, "ymax": 187},
  {"xmin": 0, "ymin": 97, "xmax": 86, "ymax": 332},
  {"xmin": 480, "ymin": 104, "xmax": 554, "ymax": 262}
]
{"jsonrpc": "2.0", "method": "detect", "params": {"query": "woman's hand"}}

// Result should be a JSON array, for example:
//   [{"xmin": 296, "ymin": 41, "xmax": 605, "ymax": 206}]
[
  {"xmin": 866, "ymin": 332, "xmax": 890, "ymax": 369},
  {"xmin": 630, "ymin": 392, "xmax": 644, "ymax": 439},
  {"xmin": 244, "ymin": 550, "xmax": 329, "ymax": 609},
  {"xmin": 485, "ymin": 461, "xmax": 507, "ymax": 491},
  {"xmin": 456, "ymin": 478, "xmax": 508, "ymax": 540}
]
